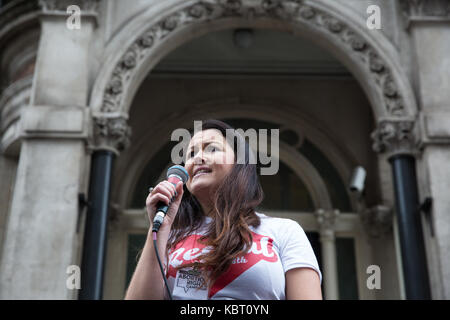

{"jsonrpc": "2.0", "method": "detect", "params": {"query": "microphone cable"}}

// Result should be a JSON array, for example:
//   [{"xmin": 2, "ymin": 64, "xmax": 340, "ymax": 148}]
[{"xmin": 152, "ymin": 231, "xmax": 173, "ymax": 300}]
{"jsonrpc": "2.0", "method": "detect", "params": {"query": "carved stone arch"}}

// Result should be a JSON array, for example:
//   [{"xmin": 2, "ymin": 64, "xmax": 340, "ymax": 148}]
[{"xmin": 90, "ymin": 0, "xmax": 418, "ymax": 124}]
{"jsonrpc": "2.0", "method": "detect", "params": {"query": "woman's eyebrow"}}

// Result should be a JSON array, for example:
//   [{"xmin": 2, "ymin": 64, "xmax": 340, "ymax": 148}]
[{"xmin": 187, "ymin": 139, "xmax": 222, "ymax": 151}]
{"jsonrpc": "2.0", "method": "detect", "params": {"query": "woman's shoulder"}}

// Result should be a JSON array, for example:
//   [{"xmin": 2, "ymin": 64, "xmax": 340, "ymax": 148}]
[
  {"xmin": 255, "ymin": 211, "xmax": 303, "ymax": 228},
  {"xmin": 254, "ymin": 211, "xmax": 305, "ymax": 238}
]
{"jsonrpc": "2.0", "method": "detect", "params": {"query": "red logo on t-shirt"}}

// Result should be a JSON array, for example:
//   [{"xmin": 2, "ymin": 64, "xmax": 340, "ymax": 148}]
[{"xmin": 167, "ymin": 231, "xmax": 278, "ymax": 298}]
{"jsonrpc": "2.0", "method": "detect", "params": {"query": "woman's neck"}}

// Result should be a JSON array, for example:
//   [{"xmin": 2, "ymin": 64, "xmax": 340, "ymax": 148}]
[
  {"xmin": 196, "ymin": 194, "xmax": 215, "ymax": 218},
  {"xmin": 201, "ymin": 203, "xmax": 215, "ymax": 218}
]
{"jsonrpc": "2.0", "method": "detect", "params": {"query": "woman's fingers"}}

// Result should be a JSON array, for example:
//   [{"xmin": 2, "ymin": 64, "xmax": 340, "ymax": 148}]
[
  {"xmin": 163, "ymin": 181, "xmax": 177, "ymax": 198},
  {"xmin": 146, "ymin": 181, "xmax": 178, "ymax": 208},
  {"xmin": 175, "ymin": 181, "xmax": 183, "ymax": 197},
  {"xmin": 146, "ymin": 191, "xmax": 168, "ymax": 206},
  {"xmin": 154, "ymin": 182, "xmax": 175, "ymax": 200},
  {"xmin": 151, "ymin": 193, "xmax": 170, "ymax": 206},
  {"xmin": 145, "ymin": 180, "xmax": 184, "ymax": 228}
]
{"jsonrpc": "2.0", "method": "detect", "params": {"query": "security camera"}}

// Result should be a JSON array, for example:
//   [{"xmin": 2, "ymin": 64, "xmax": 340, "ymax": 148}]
[{"xmin": 349, "ymin": 166, "xmax": 366, "ymax": 194}]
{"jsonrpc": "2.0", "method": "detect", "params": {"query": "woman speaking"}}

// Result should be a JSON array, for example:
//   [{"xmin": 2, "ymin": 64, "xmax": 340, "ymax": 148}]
[{"xmin": 125, "ymin": 119, "xmax": 322, "ymax": 300}]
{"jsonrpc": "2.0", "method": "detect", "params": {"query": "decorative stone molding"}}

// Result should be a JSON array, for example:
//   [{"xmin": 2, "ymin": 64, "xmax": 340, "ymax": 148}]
[
  {"xmin": 0, "ymin": 0, "xmax": 40, "ymax": 40},
  {"xmin": 0, "ymin": 76, "xmax": 32, "ymax": 156},
  {"xmin": 19, "ymin": 104, "xmax": 89, "ymax": 148},
  {"xmin": 371, "ymin": 119, "xmax": 420, "ymax": 158},
  {"xmin": 39, "ymin": 0, "xmax": 99, "ymax": 12},
  {"xmin": 315, "ymin": 208, "xmax": 339, "ymax": 241},
  {"xmin": 417, "ymin": 112, "xmax": 450, "ymax": 147},
  {"xmin": 100, "ymin": 0, "xmax": 408, "ymax": 118},
  {"xmin": 0, "ymin": 77, "xmax": 32, "ymax": 131},
  {"xmin": 0, "ymin": 2, "xmax": 40, "ymax": 89},
  {"xmin": 0, "ymin": 30, "xmax": 39, "ymax": 89},
  {"xmin": 91, "ymin": 116, "xmax": 132, "ymax": 155},
  {"xmin": 38, "ymin": 0, "xmax": 99, "ymax": 22},
  {"xmin": 361, "ymin": 205, "xmax": 393, "ymax": 238},
  {"xmin": 400, "ymin": 0, "xmax": 450, "ymax": 29}
]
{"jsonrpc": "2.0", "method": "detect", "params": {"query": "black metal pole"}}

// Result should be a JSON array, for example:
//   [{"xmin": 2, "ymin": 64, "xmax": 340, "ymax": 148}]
[
  {"xmin": 79, "ymin": 150, "xmax": 115, "ymax": 300},
  {"xmin": 389, "ymin": 154, "xmax": 431, "ymax": 299}
]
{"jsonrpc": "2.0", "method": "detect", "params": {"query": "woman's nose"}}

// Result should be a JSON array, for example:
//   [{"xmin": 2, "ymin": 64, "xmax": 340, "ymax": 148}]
[{"xmin": 192, "ymin": 150, "xmax": 205, "ymax": 164}]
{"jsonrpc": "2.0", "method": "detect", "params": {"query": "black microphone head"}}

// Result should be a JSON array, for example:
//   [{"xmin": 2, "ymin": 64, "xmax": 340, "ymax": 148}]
[{"xmin": 166, "ymin": 165, "xmax": 189, "ymax": 184}]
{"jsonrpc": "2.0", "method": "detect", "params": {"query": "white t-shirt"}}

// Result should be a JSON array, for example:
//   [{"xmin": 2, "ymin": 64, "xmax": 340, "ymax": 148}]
[{"xmin": 165, "ymin": 212, "xmax": 322, "ymax": 300}]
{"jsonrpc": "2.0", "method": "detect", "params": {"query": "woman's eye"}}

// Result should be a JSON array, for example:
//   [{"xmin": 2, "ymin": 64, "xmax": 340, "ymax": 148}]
[
  {"xmin": 187, "ymin": 146, "xmax": 217, "ymax": 159},
  {"xmin": 185, "ymin": 150, "xmax": 194, "ymax": 160}
]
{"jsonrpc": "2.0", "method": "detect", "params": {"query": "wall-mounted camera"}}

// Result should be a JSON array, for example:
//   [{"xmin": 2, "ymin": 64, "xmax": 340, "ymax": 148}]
[{"xmin": 349, "ymin": 166, "xmax": 366, "ymax": 195}]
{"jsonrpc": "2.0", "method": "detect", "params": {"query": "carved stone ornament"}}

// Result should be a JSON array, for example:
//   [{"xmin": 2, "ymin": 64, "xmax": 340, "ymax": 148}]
[
  {"xmin": 92, "ymin": 116, "xmax": 132, "ymax": 154},
  {"xmin": 361, "ymin": 205, "xmax": 393, "ymax": 238},
  {"xmin": 315, "ymin": 209, "xmax": 339, "ymax": 241},
  {"xmin": 101, "ymin": 0, "xmax": 407, "ymax": 117},
  {"xmin": 400, "ymin": 0, "xmax": 450, "ymax": 29},
  {"xmin": 371, "ymin": 119, "xmax": 420, "ymax": 157}
]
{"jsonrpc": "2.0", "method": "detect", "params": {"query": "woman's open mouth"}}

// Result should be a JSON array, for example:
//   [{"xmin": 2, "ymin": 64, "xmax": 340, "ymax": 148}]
[{"xmin": 193, "ymin": 168, "xmax": 212, "ymax": 179}]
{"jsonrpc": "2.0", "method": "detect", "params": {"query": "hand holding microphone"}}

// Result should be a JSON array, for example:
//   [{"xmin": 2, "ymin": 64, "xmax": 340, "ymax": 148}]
[
  {"xmin": 146, "ymin": 165, "xmax": 189, "ymax": 232},
  {"xmin": 145, "ymin": 165, "xmax": 189, "ymax": 300}
]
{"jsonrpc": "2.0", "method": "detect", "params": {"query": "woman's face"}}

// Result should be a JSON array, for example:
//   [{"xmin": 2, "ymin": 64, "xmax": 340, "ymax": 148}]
[{"xmin": 184, "ymin": 129, "xmax": 235, "ymax": 197}]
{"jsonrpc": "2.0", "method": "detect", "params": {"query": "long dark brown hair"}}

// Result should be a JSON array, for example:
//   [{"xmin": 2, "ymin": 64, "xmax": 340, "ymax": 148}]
[{"xmin": 167, "ymin": 119, "xmax": 264, "ymax": 287}]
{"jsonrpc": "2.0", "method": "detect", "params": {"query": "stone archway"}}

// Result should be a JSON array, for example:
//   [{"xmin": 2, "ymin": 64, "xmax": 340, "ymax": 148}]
[
  {"xmin": 89, "ymin": 0, "xmax": 418, "ymax": 142},
  {"xmin": 92, "ymin": 0, "xmax": 422, "ymax": 300}
]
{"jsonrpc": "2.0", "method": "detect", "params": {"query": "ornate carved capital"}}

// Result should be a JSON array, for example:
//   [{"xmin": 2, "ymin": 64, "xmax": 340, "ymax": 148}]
[
  {"xmin": 400, "ymin": 0, "xmax": 450, "ymax": 29},
  {"xmin": 315, "ymin": 209, "xmax": 339, "ymax": 241},
  {"xmin": 371, "ymin": 119, "xmax": 420, "ymax": 158},
  {"xmin": 361, "ymin": 205, "xmax": 393, "ymax": 238},
  {"xmin": 91, "ymin": 116, "xmax": 132, "ymax": 155}
]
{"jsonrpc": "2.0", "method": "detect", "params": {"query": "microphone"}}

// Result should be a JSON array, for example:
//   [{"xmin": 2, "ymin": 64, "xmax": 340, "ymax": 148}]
[{"xmin": 152, "ymin": 165, "xmax": 189, "ymax": 232}]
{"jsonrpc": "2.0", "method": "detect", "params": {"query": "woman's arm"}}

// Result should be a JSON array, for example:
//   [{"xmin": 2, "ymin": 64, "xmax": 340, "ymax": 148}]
[
  {"xmin": 285, "ymin": 267, "xmax": 323, "ymax": 300},
  {"xmin": 124, "ymin": 225, "xmax": 171, "ymax": 300},
  {"xmin": 124, "ymin": 180, "xmax": 183, "ymax": 300}
]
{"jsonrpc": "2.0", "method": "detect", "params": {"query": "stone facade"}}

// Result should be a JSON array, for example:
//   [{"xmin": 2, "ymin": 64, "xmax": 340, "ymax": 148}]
[{"xmin": 0, "ymin": 0, "xmax": 449, "ymax": 299}]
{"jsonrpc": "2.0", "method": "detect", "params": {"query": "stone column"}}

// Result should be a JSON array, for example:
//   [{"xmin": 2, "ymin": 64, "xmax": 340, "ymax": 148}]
[
  {"xmin": 400, "ymin": 0, "xmax": 450, "ymax": 299},
  {"xmin": 0, "ymin": 0, "xmax": 98, "ymax": 299},
  {"xmin": 316, "ymin": 208, "xmax": 339, "ymax": 300}
]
